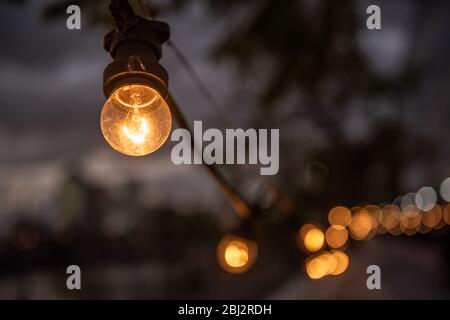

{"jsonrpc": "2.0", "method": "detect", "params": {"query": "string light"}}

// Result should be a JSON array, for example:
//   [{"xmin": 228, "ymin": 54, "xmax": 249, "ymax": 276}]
[
  {"xmin": 443, "ymin": 204, "xmax": 450, "ymax": 225},
  {"xmin": 299, "ymin": 225, "xmax": 325, "ymax": 253},
  {"xmin": 380, "ymin": 204, "xmax": 401, "ymax": 236},
  {"xmin": 104, "ymin": 1, "xmax": 450, "ymax": 281},
  {"xmin": 325, "ymin": 225, "xmax": 348, "ymax": 249},
  {"xmin": 422, "ymin": 205, "xmax": 442, "ymax": 229},
  {"xmin": 400, "ymin": 204, "xmax": 422, "ymax": 236},
  {"xmin": 305, "ymin": 250, "xmax": 349, "ymax": 279},
  {"xmin": 101, "ymin": 84, "xmax": 172, "ymax": 156},
  {"xmin": 328, "ymin": 206, "xmax": 352, "ymax": 227},
  {"xmin": 101, "ymin": 1, "xmax": 172, "ymax": 156},
  {"xmin": 217, "ymin": 235, "xmax": 258, "ymax": 274},
  {"xmin": 329, "ymin": 251, "xmax": 349, "ymax": 276},
  {"xmin": 302, "ymin": 182, "xmax": 450, "ymax": 281},
  {"xmin": 348, "ymin": 208, "xmax": 373, "ymax": 240}
]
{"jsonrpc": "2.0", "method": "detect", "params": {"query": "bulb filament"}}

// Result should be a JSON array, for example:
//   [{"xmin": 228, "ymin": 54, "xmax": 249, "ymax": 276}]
[
  {"xmin": 122, "ymin": 93, "xmax": 150, "ymax": 144},
  {"xmin": 123, "ymin": 116, "xmax": 149, "ymax": 144}
]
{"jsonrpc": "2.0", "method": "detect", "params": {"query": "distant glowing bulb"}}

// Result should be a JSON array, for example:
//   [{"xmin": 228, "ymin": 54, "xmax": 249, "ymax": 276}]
[
  {"xmin": 330, "ymin": 250, "xmax": 349, "ymax": 276},
  {"xmin": 325, "ymin": 225, "xmax": 348, "ymax": 249},
  {"xmin": 100, "ymin": 84, "xmax": 172, "ymax": 156},
  {"xmin": 306, "ymin": 254, "xmax": 329, "ymax": 279},
  {"xmin": 349, "ymin": 210, "xmax": 373, "ymax": 240},
  {"xmin": 304, "ymin": 228, "xmax": 324, "ymax": 252},
  {"xmin": 217, "ymin": 235, "xmax": 257, "ymax": 274},
  {"xmin": 306, "ymin": 250, "xmax": 349, "ymax": 280},
  {"xmin": 224, "ymin": 242, "xmax": 249, "ymax": 268}
]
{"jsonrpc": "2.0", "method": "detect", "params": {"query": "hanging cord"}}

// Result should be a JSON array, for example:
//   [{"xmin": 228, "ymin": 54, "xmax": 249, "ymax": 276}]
[
  {"xmin": 168, "ymin": 94, "xmax": 252, "ymax": 218},
  {"xmin": 165, "ymin": 40, "xmax": 235, "ymax": 126},
  {"xmin": 109, "ymin": 0, "xmax": 139, "ymax": 33}
]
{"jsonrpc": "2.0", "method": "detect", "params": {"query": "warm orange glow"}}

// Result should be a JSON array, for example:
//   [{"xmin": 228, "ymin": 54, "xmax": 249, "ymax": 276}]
[
  {"xmin": 422, "ymin": 205, "xmax": 442, "ymax": 229},
  {"xmin": 224, "ymin": 241, "xmax": 249, "ymax": 268},
  {"xmin": 325, "ymin": 225, "xmax": 348, "ymax": 249},
  {"xmin": 100, "ymin": 84, "xmax": 172, "ymax": 156},
  {"xmin": 330, "ymin": 250, "xmax": 349, "ymax": 276},
  {"xmin": 306, "ymin": 254, "xmax": 329, "ymax": 279},
  {"xmin": 305, "ymin": 250, "xmax": 349, "ymax": 279},
  {"xmin": 303, "ymin": 227, "xmax": 325, "ymax": 252},
  {"xmin": 401, "ymin": 203, "xmax": 421, "ymax": 217},
  {"xmin": 328, "ymin": 206, "xmax": 352, "ymax": 227},
  {"xmin": 349, "ymin": 209, "xmax": 373, "ymax": 240},
  {"xmin": 364, "ymin": 205, "xmax": 382, "ymax": 229},
  {"xmin": 444, "ymin": 204, "xmax": 450, "ymax": 225},
  {"xmin": 381, "ymin": 204, "xmax": 401, "ymax": 235},
  {"xmin": 419, "ymin": 224, "xmax": 432, "ymax": 234},
  {"xmin": 217, "ymin": 235, "xmax": 257, "ymax": 274},
  {"xmin": 299, "ymin": 224, "xmax": 315, "ymax": 240},
  {"xmin": 400, "ymin": 204, "xmax": 422, "ymax": 235},
  {"xmin": 322, "ymin": 252, "xmax": 338, "ymax": 275}
]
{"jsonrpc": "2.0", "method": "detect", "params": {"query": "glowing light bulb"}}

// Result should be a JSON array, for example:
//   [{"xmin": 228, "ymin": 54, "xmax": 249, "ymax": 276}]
[
  {"xmin": 217, "ymin": 235, "xmax": 257, "ymax": 274},
  {"xmin": 224, "ymin": 242, "xmax": 249, "ymax": 268},
  {"xmin": 305, "ymin": 250, "xmax": 349, "ymax": 279},
  {"xmin": 100, "ymin": 84, "xmax": 172, "ymax": 156},
  {"xmin": 303, "ymin": 227, "xmax": 324, "ymax": 252}
]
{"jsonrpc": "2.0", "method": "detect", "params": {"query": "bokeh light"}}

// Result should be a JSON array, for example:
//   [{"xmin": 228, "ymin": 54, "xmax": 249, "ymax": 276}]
[
  {"xmin": 439, "ymin": 178, "xmax": 450, "ymax": 202},
  {"xmin": 415, "ymin": 186, "xmax": 437, "ymax": 212},
  {"xmin": 400, "ymin": 193, "xmax": 416, "ymax": 210},
  {"xmin": 381, "ymin": 204, "xmax": 401, "ymax": 235},
  {"xmin": 443, "ymin": 204, "xmax": 450, "ymax": 225},
  {"xmin": 330, "ymin": 250, "xmax": 349, "ymax": 276},
  {"xmin": 303, "ymin": 227, "xmax": 325, "ymax": 252},
  {"xmin": 328, "ymin": 206, "xmax": 352, "ymax": 227},
  {"xmin": 325, "ymin": 225, "xmax": 348, "ymax": 249},
  {"xmin": 224, "ymin": 241, "xmax": 249, "ymax": 267},
  {"xmin": 305, "ymin": 250, "xmax": 349, "ymax": 279},
  {"xmin": 217, "ymin": 235, "xmax": 258, "ymax": 274},
  {"xmin": 306, "ymin": 254, "xmax": 329, "ymax": 279},
  {"xmin": 349, "ymin": 208, "xmax": 373, "ymax": 240},
  {"xmin": 422, "ymin": 205, "xmax": 442, "ymax": 229},
  {"xmin": 364, "ymin": 204, "xmax": 382, "ymax": 239},
  {"xmin": 400, "ymin": 204, "xmax": 422, "ymax": 236}
]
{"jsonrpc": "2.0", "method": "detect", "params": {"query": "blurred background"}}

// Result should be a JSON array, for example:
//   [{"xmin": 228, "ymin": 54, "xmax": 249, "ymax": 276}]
[{"xmin": 0, "ymin": 0, "xmax": 449, "ymax": 299}]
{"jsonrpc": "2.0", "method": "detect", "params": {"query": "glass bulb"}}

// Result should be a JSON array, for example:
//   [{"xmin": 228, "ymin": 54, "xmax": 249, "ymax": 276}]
[
  {"xmin": 224, "ymin": 241, "xmax": 249, "ymax": 268},
  {"xmin": 100, "ymin": 84, "xmax": 172, "ymax": 156}
]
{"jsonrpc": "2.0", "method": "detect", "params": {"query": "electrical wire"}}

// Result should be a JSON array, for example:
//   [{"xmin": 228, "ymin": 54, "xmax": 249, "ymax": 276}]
[{"xmin": 168, "ymin": 94, "xmax": 252, "ymax": 219}]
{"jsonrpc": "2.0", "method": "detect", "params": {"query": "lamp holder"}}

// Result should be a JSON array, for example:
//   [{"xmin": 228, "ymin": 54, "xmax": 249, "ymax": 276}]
[{"xmin": 103, "ymin": 0, "xmax": 170, "ymax": 99}]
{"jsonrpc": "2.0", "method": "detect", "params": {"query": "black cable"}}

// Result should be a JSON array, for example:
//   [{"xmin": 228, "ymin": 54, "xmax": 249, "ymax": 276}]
[
  {"xmin": 109, "ymin": 0, "xmax": 138, "ymax": 32},
  {"xmin": 168, "ymin": 94, "xmax": 252, "ymax": 219},
  {"xmin": 166, "ymin": 39, "xmax": 234, "ymax": 126}
]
